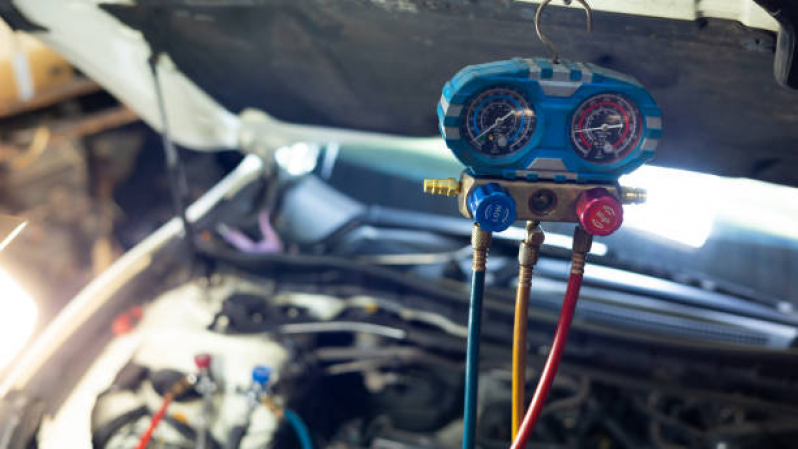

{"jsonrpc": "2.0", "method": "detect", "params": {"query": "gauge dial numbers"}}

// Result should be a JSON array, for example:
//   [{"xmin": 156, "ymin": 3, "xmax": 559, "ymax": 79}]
[
  {"xmin": 570, "ymin": 93, "xmax": 643, "ymax": 163},
  {"xmin": 462, "ymin": 87, "xmax": 537, "ymax": 158}
]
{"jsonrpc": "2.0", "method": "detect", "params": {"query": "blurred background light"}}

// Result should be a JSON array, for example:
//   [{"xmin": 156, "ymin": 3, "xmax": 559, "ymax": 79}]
[
  {"xmin": 275, "ymin": 142, "xmax": 320, "ymax": 176},
  {"xmin": 715, "ymin": 177, "xmax": 798, "ymax": 241},
  {"xmin": 621, "ymin": 166, "xmax": 720, "ymax": 248},
  {"xmin": 0, "ymin": 268, "xmax": 37, "ymax": 370},
  {"xmin": 0, "ymin": 216, "xmax": 26, "ymax": 252}
]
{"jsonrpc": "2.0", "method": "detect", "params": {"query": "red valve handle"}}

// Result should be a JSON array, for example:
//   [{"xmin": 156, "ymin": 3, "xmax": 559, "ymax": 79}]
[
  {"xmin": 194, "ymin": 353, "xmax": 212, "ymax": 370},
  {"xmin": 575, "ymin": 188, "xmax": 623, "ymax": 236}
]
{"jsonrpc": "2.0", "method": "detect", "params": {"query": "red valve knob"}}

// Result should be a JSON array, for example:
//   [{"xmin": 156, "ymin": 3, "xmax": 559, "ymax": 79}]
[
  {"xmin": 576, "ymin": 188, "xmax": 623, "ymax": 236},
  {"xmin": 194, "ymin": 353, "xmax": 212, "ymax": 370}
]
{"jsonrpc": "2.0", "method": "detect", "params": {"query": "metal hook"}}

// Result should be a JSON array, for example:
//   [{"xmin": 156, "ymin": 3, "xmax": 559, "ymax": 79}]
[{"xmin": 535, "ymin": 0, "xmax": 593, "ymax": 63}]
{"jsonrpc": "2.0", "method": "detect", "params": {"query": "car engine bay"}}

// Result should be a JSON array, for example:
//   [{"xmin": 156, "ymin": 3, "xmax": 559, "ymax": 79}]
[
  {"xmin": 1, "ymin": 1, "xmax": 798, "ymax": 448},
  {"xmin": 51, "ymin": 260, "xmax": 798, "ymax": 449},
  {"xmin": 6, "ymin": 160, "xmax": 793, "ymax": 449}
]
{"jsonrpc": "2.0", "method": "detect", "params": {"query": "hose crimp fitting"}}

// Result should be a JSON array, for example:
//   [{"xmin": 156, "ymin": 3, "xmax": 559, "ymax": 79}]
[
  {"xmin": 570, "ymin": 253, "xmax": 587, "ymax": 276},
  {"xmin": 517, "ymin": 262, "xmax": 534, "ymax": 287},
  {"xmin": 471, "ymin": 224, "xmax": 492, "ymax": 272}
]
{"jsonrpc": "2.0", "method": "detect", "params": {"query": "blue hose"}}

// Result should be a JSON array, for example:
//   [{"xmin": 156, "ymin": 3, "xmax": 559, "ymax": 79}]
[
  {"xmin": 283, "ymin": 409, "xmax": 314, "ymax": 449},
  {"xmin": 462, "ymin": 269, "xmax": 486, "ymax": 449}
]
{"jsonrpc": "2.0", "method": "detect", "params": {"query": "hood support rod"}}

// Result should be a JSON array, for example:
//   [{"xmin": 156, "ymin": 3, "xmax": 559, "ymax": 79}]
[{"xmin": 148, "ymin": 53, "xmax": 197, "ymax": 260}]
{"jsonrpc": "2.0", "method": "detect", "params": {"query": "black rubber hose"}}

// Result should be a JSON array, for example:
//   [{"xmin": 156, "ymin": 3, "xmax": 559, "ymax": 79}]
[
  {"xmin": 92, "ymin": 407, "xmax": 222, "ymax": 449},
  {"xmin": 92, "ymin": 406, "xmax": 148, "ymax": 448}
]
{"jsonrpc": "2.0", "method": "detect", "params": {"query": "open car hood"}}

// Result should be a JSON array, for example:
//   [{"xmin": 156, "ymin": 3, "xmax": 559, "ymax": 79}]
[{"xmin": 4, "ymin": 0, "xmax": 798, "ymax": 186}]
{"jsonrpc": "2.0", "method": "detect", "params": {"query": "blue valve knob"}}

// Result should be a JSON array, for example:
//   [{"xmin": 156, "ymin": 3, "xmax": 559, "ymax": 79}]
[
  {"xmin": 252, "ymin": 365, "xmax": 272, "ymax": 386},
  {"xmin": 467, "ymin": 183, "xmax": 517, "ymax": 232}
]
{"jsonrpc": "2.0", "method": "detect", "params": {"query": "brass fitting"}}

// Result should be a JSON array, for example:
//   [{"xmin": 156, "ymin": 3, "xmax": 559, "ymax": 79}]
[
  {"xmin": 518, "ymin": 221, "xmax": 545, "ymax": 268},
  {"xmin": 168, "ymin": 376, "xmax": 196, "ymax": 398},
  {"xmin": 525, "ymin": 222, "xmax": 546, "ymax": 247},
  {"xmin": 517, "ymin": 244, "xmax": 538, "ymax": 271},
  {"xmin": 471, "ymin": 224, "xmax": 492, "ymax": 272},
  {"xmin": 570, "ymin": 226, "xmax": 593, "ymax": 275},
  {"xmin": 517, "ymin": 262, "xmax": 535, "ymax": 285},
  {"xmin": 262, "ymin": 395, "xmax": 284, "ymax": 418},
  {"xmin": 571, "ymin": 252, "xmax": 587, "ymax": 275},
  {"xmin": 423, "ymin": 178, "xmax": 461, "ymax": 197},
  {"xmin": 619, "ymin": 186, "xmax": 647, "ymax": 204}
]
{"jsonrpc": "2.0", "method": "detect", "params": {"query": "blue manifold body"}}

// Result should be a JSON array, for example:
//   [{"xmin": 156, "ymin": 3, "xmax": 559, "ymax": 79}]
[{"xmin": 437, "ymin": 58, "xmax": 662, "ymax": 183}]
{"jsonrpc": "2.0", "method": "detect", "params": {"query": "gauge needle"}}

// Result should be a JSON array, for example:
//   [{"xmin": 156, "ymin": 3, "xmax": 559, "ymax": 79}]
[
  {"xmin": 576, "ymin": 123, "xmax": 624, "ymax": 133},
  {"xmin": 476, "ymin": 111, "xmax": 516, "ymax": 140}
]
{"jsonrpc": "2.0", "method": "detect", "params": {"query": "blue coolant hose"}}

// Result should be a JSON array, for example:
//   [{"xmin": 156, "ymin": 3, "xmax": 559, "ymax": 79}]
[
  {"xmin": 284, "ymin": 409, "xmax": 314, "ymax": 449},
  {"xmin": 462, "ymin": 269, "xmax": 486, "ymax": 449}
]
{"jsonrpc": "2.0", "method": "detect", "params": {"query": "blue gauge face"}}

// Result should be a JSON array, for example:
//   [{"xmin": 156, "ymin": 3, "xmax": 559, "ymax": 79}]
[
  {"xmin": 570, "ymin": 93, "xmax": 643, "ymax": 164},
  {"xmin": 462, "ymin": 87, "xmax": 537, "ymax": 158}
]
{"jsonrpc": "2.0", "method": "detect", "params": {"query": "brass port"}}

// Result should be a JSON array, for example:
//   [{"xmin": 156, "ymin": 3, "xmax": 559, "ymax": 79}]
[
  {"xmin": 620, "ymin": 186, "xmax": 647, "ymax": 204},
  {"xmin": 423, "ymin": 178, "xmax": 461, "ymax": 197},
  {"xmin": 528, "ymin": 189, "xmax": 558, "ymax": 215}
]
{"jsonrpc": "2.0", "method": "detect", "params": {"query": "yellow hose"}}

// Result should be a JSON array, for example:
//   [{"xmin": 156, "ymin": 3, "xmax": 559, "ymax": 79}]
[{"xmin": 511, "ymin": 223, "xmax": 544, "ymax": 437}]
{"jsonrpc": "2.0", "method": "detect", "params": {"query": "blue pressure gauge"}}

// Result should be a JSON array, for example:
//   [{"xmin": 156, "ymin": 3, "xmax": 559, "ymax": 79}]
[
  {"xmin": 437, "ymin": 58, "xmax": 662, "ymax": 183},
  {"xmin": 462, "ymin": 87, "xmax": 537, "ymax": 158}
]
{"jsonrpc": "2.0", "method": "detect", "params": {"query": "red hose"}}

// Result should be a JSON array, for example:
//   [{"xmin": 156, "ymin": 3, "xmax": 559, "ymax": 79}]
[
  {"xmin": 135, "ymin": 394, "xmax": 174, "ymax": 449},
  {"xmin": 510, "ymin": 272, "xmax": 583, "ymax": 449}
]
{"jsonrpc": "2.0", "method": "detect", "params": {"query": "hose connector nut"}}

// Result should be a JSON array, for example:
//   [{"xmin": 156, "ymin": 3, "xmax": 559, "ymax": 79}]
[
  {"xmin": 526, "ymin": 224, "xmax": 545, "ymax": 246},
  {"xmin": 471, "ymin": 225, "xmax": 492, "ymax": 250},
  {"xmin": 575, "ymin": 188, "xmax": 623, "ymax": 236},
  {"xmin": 572, "ymin": 225, "xmax": 594, "ymax": 254},
  {"xmin": 467, "ymin": 183, "xmax": 517, "ymax": 233},
  {"xmin": 518, "ymin": 242, "xmax": 540, "ymax": 267}
]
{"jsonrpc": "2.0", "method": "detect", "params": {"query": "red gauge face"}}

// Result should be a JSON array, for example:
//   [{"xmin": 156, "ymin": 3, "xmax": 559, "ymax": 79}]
[{"xmin": 570, "ymin": 93, "xmax": 643, "ymax": 164}]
